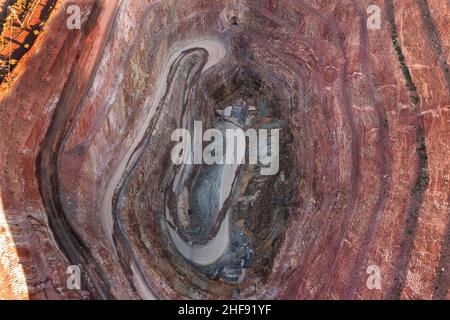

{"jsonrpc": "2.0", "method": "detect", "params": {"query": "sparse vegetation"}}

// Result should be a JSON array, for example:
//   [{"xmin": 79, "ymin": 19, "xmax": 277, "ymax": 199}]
[{"xmin": 0, "ymin": 0, "xmax": 56, "ymax": 83}]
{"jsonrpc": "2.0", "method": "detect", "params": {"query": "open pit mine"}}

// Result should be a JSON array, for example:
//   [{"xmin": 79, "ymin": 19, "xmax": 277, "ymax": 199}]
[{"xmin": 0, "ymin": 0, "xmax": 448, "ymax": 300}]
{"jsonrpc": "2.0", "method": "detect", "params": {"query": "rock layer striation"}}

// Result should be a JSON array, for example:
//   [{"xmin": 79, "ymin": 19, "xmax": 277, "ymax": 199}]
[{"xmin": 0, "ymin": 0, "xmax": 449, "ymax": 299}]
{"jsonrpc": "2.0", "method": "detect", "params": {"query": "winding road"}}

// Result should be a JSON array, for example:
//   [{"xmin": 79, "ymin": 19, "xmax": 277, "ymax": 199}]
[{"xmin": 100, "ymin": 38, "xmax": 227, "ymax": 297}]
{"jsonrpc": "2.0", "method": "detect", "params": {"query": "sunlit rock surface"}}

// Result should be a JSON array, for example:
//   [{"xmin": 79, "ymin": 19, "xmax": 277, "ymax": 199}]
[{"xmin": 0, "ymin": 0, "xmax": 449, "ymax": 299}]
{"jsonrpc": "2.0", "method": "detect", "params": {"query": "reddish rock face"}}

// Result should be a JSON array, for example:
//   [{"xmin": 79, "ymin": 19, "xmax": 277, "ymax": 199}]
[{"xmin": 0, "ymin": 0, "xmax": 448, "ymax": 300}]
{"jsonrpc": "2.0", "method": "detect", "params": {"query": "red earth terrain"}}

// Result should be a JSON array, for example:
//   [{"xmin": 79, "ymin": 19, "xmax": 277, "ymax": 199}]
[{"xmin": 0, "ymin": 0, "xmax": 448, "ymax": 300}]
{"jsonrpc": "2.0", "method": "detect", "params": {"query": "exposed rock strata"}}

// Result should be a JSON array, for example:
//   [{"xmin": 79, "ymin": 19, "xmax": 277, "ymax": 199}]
[{"xmin": 0, "ymin": 0, "xmax": 448, "ymax": 300}]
